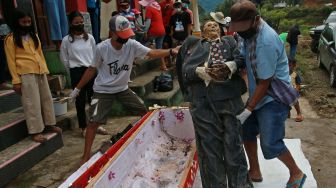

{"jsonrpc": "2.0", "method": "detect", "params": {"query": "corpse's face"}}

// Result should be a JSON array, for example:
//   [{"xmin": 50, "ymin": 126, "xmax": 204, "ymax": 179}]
[{"xmin": 203, "ymin": 21, "xmax": 220, "ymax": 40}]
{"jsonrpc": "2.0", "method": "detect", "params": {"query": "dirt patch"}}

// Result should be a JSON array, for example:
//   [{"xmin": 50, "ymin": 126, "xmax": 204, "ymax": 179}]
[{"xmin": 295, "ymin": 36, "xmax": 336, "ymax": 118}]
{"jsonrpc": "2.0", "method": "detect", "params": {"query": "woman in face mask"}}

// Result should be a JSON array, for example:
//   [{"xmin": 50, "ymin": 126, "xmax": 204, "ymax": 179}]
[
  {"xmin": 60, "ymin": 11, "xmax": 108, "ymax": 137},
  {"xmin": 4, "ymin": 9, "xmax": 62, "ymax": 143}
]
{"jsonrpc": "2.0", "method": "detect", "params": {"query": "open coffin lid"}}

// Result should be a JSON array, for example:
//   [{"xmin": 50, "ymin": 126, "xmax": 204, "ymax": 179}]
[{"xmin": 61, "ymin": 108, "xmax": 199, "ymax": 188}]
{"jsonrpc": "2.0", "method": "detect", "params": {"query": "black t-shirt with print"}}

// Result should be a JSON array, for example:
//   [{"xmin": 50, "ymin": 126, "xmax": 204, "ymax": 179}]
[{"xmin": 169, "ymin": 12, "xmax": 191, "ymax": 41}]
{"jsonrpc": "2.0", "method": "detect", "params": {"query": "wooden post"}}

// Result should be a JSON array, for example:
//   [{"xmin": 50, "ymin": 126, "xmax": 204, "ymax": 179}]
[{"xmin": 191, "ymin": 0, "xmax": 201, "ymax": 37}]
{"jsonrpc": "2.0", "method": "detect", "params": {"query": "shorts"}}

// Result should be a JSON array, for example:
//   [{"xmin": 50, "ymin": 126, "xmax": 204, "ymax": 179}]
[
  {"xmin": 89, "ymin": 89, "xmax": 148, "ymax": 124},
  {"xmin": 242, "ymin": 100, "xmax": 290, "ymax": 159}
]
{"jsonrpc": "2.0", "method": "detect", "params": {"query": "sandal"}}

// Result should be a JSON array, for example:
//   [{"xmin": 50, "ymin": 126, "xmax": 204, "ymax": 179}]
[
  {"xmin": 295, "ymin": 114, "xmax": 304, "ymax": 122},
  {"xmin": 286, "ymin": 174, "xmax": 307, "ymax": 188},
  {"xmin": 45, "ymin": 125, "xmax": 62, "ymax": 134},
  {"xmin": 31, "ymin": 133, "xmax": 47, "ymax": 143},
  {"xmin": 97, "ymin": 126, "xmax": 109, "ymax": 135}
]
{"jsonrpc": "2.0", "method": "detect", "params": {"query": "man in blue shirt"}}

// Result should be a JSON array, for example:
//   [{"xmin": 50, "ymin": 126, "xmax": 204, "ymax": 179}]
[{"xmin": 230, "ymin": 1, "xmax": 306, "ymax": 188}]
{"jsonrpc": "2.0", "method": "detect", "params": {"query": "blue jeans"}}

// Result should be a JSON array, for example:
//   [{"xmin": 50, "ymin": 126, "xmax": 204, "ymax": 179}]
[
  {"xmin": 147, "ymin": 36, "xmax": 164, "ymax": 49},
  {"xmin": 88, "ymin": 0, "xmax": 101, "ymax": 43},
  {"xmin": 242, "ymin": 100, "xmax": 290, "ymax": 159},
  {"xmin": 290, "ymin": 44, "xmax": 297, "ymax": 59},
  {"xmin": 44, "ymin": 0, "xmax": 68, "ymax": 41}
]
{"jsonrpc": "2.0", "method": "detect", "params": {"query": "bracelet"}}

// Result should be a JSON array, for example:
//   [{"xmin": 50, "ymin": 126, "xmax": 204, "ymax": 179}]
[
  {"xmin": 169, "ymin": 48, "xmax": 173, "ymax": 56},
  {"xmin": 246, "ymin": 103, "xmax": 254, "ymax": 111}
]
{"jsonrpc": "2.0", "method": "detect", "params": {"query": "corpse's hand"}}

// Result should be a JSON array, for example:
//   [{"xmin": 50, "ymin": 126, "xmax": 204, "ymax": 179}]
[
  {"xmin": 206, "ymin": 63, "xmax": 231, "ymax": 81},
  {"xmin": 236, "ymin": 108, "xmax": 252, "ymax": 125},
  {"xmin": 196, "ymin": 67, "xmax": 212, "ymax": 86}
]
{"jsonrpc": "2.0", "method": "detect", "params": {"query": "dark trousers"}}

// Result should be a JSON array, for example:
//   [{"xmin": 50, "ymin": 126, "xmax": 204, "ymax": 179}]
[
  {"xmin": 0, "ymin": 39, "xmax": 10, "ymax": 83},
  {"xmin": 88, "ymin": 3, "xmax": 101, "ymax": 43},
  {"xmin": 70, "ymin": 67, "xmax": 95, "ymax": 129},
  {"xmin": 190, "ymin": 96, "xmax": 253, "ymax": 188}
]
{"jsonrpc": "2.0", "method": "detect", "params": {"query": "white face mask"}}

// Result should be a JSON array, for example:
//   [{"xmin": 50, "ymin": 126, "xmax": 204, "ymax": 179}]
[{"xmin": 175, "ymin": 8, "xmax": 182, "ymax": 12}]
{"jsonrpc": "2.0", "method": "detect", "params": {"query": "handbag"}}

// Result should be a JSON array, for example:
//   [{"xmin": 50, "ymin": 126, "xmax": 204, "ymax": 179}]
[
  {"xmin": 251, "ymin": 64, "xmax": 299, "ymax": 106},
  {"xmin": 267, "ymin": 76, "xmax": 299, "ymax": 106},
  {"xmin": 153, "ymin": 73, "xmax": 173, "ymax": 92}
]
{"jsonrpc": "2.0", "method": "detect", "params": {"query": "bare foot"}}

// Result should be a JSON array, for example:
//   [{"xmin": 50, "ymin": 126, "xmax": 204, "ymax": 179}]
[
  {"xmin": 295, "ymin": 114, "xmax": 304, "ymax": 122},
  {"xmin": 80, "ymin": 155, "xmax": 90, "ymax": 166}
]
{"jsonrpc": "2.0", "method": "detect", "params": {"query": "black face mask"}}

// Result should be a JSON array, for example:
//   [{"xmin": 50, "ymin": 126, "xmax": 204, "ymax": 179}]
[
  {"xmin": 116, "ymin": 37, "xmax": 129, "ymax": 44},
  {"xmin": 20, "ymin": 25, "xmax": 31, "ymax": 35},
  {"xmin": 71, "ymin": 24, "xmax": 85, "ymax": 33},
  {"xmin": 238, "ymin": 26, "xmax": 257, "ymax": 39}
]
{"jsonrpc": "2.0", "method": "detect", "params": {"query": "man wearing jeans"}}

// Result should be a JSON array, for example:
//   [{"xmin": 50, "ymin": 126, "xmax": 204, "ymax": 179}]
[
  {"xmin": 70, "ymin": 15, "xmax": 180, "ymax": 164},
  {"xmin": 232, "ymin": 1, "xmax": 306, "ymax": 188}
]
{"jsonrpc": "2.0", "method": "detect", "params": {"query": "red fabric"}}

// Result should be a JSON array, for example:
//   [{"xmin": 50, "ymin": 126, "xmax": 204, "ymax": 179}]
[
  {"xmin": 65, "ymin": 0, "xmax": 87, "ymax": 13},
  {"xmin": 182, "ymin": 152, "xmax": 199, "ymax": 188},
  {"xmin": 159, "ymin": 0, "xmax": 174, "ymax": 27},
  {"xmin": 226, "ymin": 31, "xmax": 236, "ymax": 36},
  {"xmin": 145, "ymin": 6, "xmax": 165, "ymax": 37}
]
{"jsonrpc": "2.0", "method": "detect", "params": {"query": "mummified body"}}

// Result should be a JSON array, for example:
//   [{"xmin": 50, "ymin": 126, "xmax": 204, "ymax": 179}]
[{"xmin": 176, "ymin": 21, "xmax": 253, "ymax": 188}]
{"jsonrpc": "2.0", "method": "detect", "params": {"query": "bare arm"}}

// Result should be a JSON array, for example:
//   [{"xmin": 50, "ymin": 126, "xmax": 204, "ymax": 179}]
[
  {"xmin": 76, "ymin": 67, "xmax": 97, "ymax": 90},
  {"xmin": 246, "ymin": 78, "xmax": 272, "ymax": 111},
  {"xmin": 187, "ymin": 24, "xmax": 192, "ymax": 36},
  {"xmin": 146, "ymin": 46, "xmax": 180, "ymax": 59}
]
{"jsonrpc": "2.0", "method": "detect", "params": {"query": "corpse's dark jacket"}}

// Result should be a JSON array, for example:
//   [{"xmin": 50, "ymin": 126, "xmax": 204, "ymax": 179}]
[{"xmin": 176, "ymin": 35, "xmax": 247, "ymax": 102}]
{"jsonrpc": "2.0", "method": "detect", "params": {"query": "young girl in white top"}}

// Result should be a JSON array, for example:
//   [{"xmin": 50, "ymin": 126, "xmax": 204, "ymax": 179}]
[{"xmin": 60, "ymin": 11, "xmax": 108, "ymax": 136}]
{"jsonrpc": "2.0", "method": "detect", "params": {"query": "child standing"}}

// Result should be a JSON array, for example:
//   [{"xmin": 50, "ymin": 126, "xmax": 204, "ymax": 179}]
[
  {"xmin": 5, "ymin": 9, "xmax": 61, "ymax": 142},
  {"xmin": 60, "ymin": 11, "xmax": 108, "ymax": 136},
  {"xmin": 289, "ymin": 58, "xmax": 304, "ymax": 122}
]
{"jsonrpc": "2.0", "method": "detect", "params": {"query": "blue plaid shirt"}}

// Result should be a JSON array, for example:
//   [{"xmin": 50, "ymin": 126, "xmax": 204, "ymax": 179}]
[{"xmin": 241, "ymin": 20, "xmax": 290, "ymax": 109}]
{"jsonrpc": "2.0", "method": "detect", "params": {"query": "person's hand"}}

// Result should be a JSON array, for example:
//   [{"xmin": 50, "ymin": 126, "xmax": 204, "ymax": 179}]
[
  {"xmin": 143, "ymin": 33, "xmax": 149, "ymax": 42},
  {"xmin": 236, "ymin": 108, "xmax": 252, "ymax": 125},
  {"xmin": 171, "ymin": 46, "xmax": 181, "ymax": 56},
  {"xmin": 69, "ymin": 88, "xmax": 80, "ymax": 101},
  {"xmin": 13, "ymin": 84, "xmax": 22, "ymax": 95},
  {"xmin": 206, "ymin": 63, "xmax": 231, "ymax": 81}
]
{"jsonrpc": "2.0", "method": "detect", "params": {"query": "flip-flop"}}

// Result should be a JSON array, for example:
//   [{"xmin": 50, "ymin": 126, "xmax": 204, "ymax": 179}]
[
  {"xmin": 31, "ymin": 133, "xmax": 47, "ymax": 143},
  {"xmin": 97, "ymin": 126, "xmax": 109, "ymax": 135},
  {"xmin": 81, "ymin": 128, "xmax": 86, "ymax": 138},
  {"xmin": 45, "ymin": 125, "xmax": 62, "ymax": 134},
  {"xmin": 286, "ymin": 173, "xmax": 307, "ymax": 188},
  {"xmin": 250, "ymin": 177, "xmax": 263, "ymax": 182}
]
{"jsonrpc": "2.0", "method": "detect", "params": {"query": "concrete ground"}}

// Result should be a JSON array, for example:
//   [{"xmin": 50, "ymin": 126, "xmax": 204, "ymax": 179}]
[{"xmin": 5, "ymin": 97, "xmax": 336, "ymax": 188}]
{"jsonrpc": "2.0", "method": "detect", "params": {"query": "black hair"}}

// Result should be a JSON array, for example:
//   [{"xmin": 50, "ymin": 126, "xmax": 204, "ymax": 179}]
[
  {"xmin": 112, "ymin": 11, "xmax": 119, "ymax": 17},
  {"xmin": 67, "ymin": 11, "xmax": 88, "ymax": 43},
  {"xmin": 12, "ymin": 9, "xmax": 39, "ymax": 49}
]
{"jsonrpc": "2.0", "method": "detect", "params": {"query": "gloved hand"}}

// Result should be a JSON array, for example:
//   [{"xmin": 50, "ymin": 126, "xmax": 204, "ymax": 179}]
[
  {"xmin": 236, "ymin": 108, "xmax": 252, "ymax": 125},
  {"xmin": 69, "ymin": 88, "xmax": 80, "ymax": 101},
  {"xmin": 196, "ymin": 66, "xmax": 212, "ymax": 86},
  {"xmin": 206, "ymin": 63, "xmax": 231, "ymax": 81}
]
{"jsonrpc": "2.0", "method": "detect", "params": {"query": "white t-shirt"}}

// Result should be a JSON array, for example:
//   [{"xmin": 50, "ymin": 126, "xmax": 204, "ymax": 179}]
[
  {"xmin": 60, "ymin": 34, "xmax": 96, "ymax": 69},
  {"xmin": 92, "ymin": 39, "xmax": 150, "ymax": 94}
]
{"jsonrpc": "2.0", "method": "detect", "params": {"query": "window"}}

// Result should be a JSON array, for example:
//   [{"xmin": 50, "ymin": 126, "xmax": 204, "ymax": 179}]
[{"xmin": 322, "ymin": 27, "xmax": 334, "ymax": 42}]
